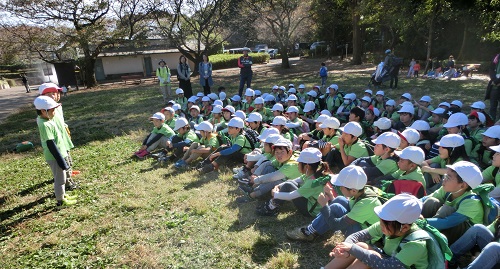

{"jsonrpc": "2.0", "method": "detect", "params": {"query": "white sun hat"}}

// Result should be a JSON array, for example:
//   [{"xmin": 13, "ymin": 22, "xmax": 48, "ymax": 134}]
[
  {"xmin": 446, "ymin": 161, "xmax": 483, "ymax": 189},
  {"xmin": 374, "ymin": 193, "xmax": 422, "ymax": 224},
  {"xmin": 435, "ymin": 134, "xmax": 465, "ymax": 148},
  {"xmin": 330, "ymin": 166, "xmax": 367, "ymax": 190},
  {"xmin": 372, "ymin": 132, "xmax": 401, "ymax": 149},
  {"xmin": 297, "ymin": 148, "xmax": 322, "ymax": 164}
]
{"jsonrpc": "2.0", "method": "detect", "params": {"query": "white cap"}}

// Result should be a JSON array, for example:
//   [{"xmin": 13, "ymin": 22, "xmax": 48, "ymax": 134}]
[
  {"xmin": 315, "ymin": 114, "xmax": 330, "ymax": 123},
  {"xmin": 254, "ymin": 97, "xmax": 265, "ymax": 105},
  {"xmin": 436, "ymin": 134, "xmax": 465, "ymax": 147},
  {"xmin": 272, "ymin": 85, "xmax": 279, "ymax": 90},
  {"xmin": 329, "ymin": 84, "xmax": 339, "ymax": 91},
  {"xmin": 219, "ymin": 92, "xmax": 226, "ymax": 100},
  {"xmin": 361, "ymin": 96, "xmax": 372, "ymax": 103},
  {"xmin": 432, "ymin": 107, "xmax": 446, "ymax": 115},
  {"xmin": 443, "ymin": 112, "xmax": 468, "ymax": 128},
  {"xmin": 254, "ymin": 90, "xmax": 262, "ymax": 96},
  {"xmin": 162, "ymin": 107, "xmax": 175, "ymax": 114},
  {"xmin": 228, "ymin": 117, "xmax": 245, "ymax": 129},
  {"xmin": 172, "ymin": 104, "xmax": 182, "ymax": 111},
  {"xmin": 286, "ymin": 106, "xmax": 299, "ymax": 113},
  {"xmin": 439, "ymin": 102, "xmax": 451, "ymax": 108},
  {"xmin": 188, "ymin": 96, "xmax": 198, "ymax": 103},
  {"xmin": 410, "ymin": 120, "xmax": 431, "ymax": 131},
  {"xmin": 325, "ymin": 88, "xmax": 330, "ymax": 94},
  {"xmin": 401, "ymin": 101, "xmax": 414, "ymax": 107},
  {"xmin": 271, "ymin": 103, "xmax": 284, "ymax": 111},
  {"xmin": 273, "ymin": 137, "xmax": 293, "ymax": 149},
  {"xmin": 196, "ymin": 92, "xmax": 204, "ymax": 97},
  {"xmin": 471, "ymin": 101, "xmax": 486, "ymax": 110},
  {"xmin": 297, "ymin": 148, "xmax": 322, "ymax": 164},
  {"xmin": 288, "ymin": 88, "xmax": 297, "ymax": 94},
  {"xmin": 212, "ymin": 105, "xmax": 223, "ymax": 114},
  {"xmin": 483, "ymin": 126, "xmax": 500, "ymax": 139},
  {"xmin": 286, "ymin": 94, "xmax": 298, "ymax": 102},
  {"xmin": 313, "ymin": 85, "xmax": 320, "ymax": 89},
  {"xmin": 202, "ymin": 96, "xmax": 211, "ymax": 102},
  {"xmin": 38, "ymin": 82, "xmax": 62, "ymax": 95},
  {"xmin": 303, "ymin": 101, "xmax": 316, "ymax": 113},
  {"xmin": 398, "ymin": 105, "xmax": 415, "ymax": 114},
  {"xmin": 195, "ymin": 121, "xmax": 213, "ymax": 132},
  {"xmin": 490, "ymin": 145, "xmax": 500, "ymax": 153},
  {"xmin": 419, "ymin": 96, "xmax": 432, "ymax": 102},
  {"xmin": 213, "ymin": 100, "xmax": 223, "ymax": 107},
  {"xmin": 258, "ymin": 127, "xmax": 280, "ymax": 141},
  {"xmin": 175, "ymin": 88, "xmax": 184, "ymax": 94},
  {"xmin": 190, "ymin": 105, "xmax": 200, "ymax": 112},
  {"xmin": 265, "ymin": 95, "xmax": 275, "ymax": 102},
  {"xmin": 376, "ymin": 90, "xmax": 384, "ymax": 96},
  {"xmin": 298, "ymin": 84, "xmax": 306, "ymax": 89},
  {"xmin": 372, "ymin": 107, "xmax": 380, "ymax": 117},
  {"xmin": 372, "ymin": 132, "xmax": 401, "ymax": 149},
  {"xmin": 446, "ymin": 161, "xmax": 483, "ymax": 189},
  {"xmin": 474, "ymin": 112, "xmax": 486, "ymax": 124},
  {"xmin": 245, "ymin": 88, "xmax": 255, "ymax": 97},
  {"xmin": 173, "ymin": 117, "xmax": 189, "ymax": 131},
  {"xmin": 320, "ymin": 110, "xmax": 332, "ymax": 116},
  {"xmin": 34, "ymin": 96, "xmax": 60, "ymax": 110},
  {"xmin": 208, "ymin": 93, "xmax": 219, "ymax": 100},
  {"xmin": 374, "ymin": 194, "xmax": 422, "ymax": 224},
  {"xmin": 150, "ymin": 112, "xmax": 165, "ymax": 121},
  {"xmin": 235, "ymin": 110, "xmax": 246, "ymax": 120},
  {"xmin": 246, "ymin": 112, "xmax": 263, "ymax": 122},
  {"xmin": 399, "ymin": 128, "xmax": 420, "ymax": 144},
  {"xmin": 265, "ymin": 134, "xmax": 282, "ymax": 144},
  {"xmin": 222, "ymin": 105, "xmax": 235, "ymax": 114},
  {"xmin": 279, "ymin": 85, "xmax": 286, "ymax": 91},
  {"xmin": 340, "ymin": 122, "xmax": 363, "ymax": 137},
  {"xmin": 288, "ymin": 83, "xmax": 295, "ymax": 87},
  {"xmin": 231, "ymin": 95, "xmax": 241, "ymax": 102},
  {"xmin": 167, "ymin": 100, "xmax": 176, "ymax": 106},
  {"xmin": 451, "ymin": 100, "xmax": 463, "ymax": 108},
  {"xmin": 272, "ymin": 116, "xmax": 287, "ymax": 126},
  {"xmin": 307, "ymin": 90, "xmax": 318, "ymax": 97},
  {"xmin": 320, "ymin": 117, "xmax": 340, "ymax": 129},
  {"xmin": 364, "ymin": 89, "xmax": 373, "ymax": 95},
  {"xmin": 385, "ymin": 99, "xmax": 396, "ymax": 107},
  {"xmin": 343, "ymin": 93, "xmax": 354, "ymax": 100},
  {"xmin": 373, "ymin": 117, "xmax": 392, "ymax": 130},
  {"xmin": 397, "ymin": 146, "xmax": 425, "ymax": 165},
  {"xmin": 401, "ymin": 93, "xmax": 412, "ymax": 100},
  {"xmin": 330, "ymin": 166, "xmax": 367, "ymax": 190}
]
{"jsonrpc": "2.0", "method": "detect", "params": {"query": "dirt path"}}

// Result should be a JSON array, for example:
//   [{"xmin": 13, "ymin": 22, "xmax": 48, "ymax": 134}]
[{"xmin": 0, "ymin": 86, "xmax": 39, "ymax": 124}]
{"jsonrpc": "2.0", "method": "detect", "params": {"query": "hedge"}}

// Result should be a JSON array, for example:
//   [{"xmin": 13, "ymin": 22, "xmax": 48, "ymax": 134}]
[{"xmin": 210, "ymin": 53, "xmax": 270, "ymax": 70}]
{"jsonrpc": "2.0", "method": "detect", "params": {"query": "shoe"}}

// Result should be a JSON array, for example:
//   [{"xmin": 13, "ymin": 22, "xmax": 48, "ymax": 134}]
[
  {"xmin": 232, "ymin": 166, "xmax": 244, "ymax": 174},
  {"xmin": 134, "ymin": 149, "xmax": 145, "ymax": 155},
  {"xmin": 237, "ymin": 178, "xmax": 252, "ymax": 186},
  {"xmin": 198, "ymin": 164, "xmax": 215, "ymax": 174},
  {"xmin": 256, "ymin": 201, "xmax": 279, "ymax": 216},
  {"xmin": 238, "ymin": 185, "xmax": 253, "ymax": 195},
  {"xmin": 175, "ymin": 160, "xmax": 188, "ymax": 169},
  {"xmin": 66, "ymin": 180, "xmax": 80, "ymax": 191},
  {"xmin": 151, "ymin": 151, "xmax": 166, "ymax": 159},
  {"xmin": 233, "ymin": 169, "xmax": 250, "ymax": 180},
  {"xmin": 136, "ymin": 150, "xmax": 150, "ymax": 159},
  {"xmin": 286, "ymin": 227, "xmax": 316, "ymax": 242},
  {"xmin": 56, "ymin": 198, "xmax": 77, "ymax": 207},
  {"xmin": 64, "ymin": 193, "xmax": 78, "ymax": 200}
]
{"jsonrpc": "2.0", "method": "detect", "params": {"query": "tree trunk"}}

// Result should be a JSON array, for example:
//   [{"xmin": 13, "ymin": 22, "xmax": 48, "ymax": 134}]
[
  {"xmin": 281, "ymin": 45, "xmax": 290, "ymax": 68},
  {"xmin": 351, "ymin": 1, "xmax": 362, "ymax": 65},
  {"xmin": 424, "ymin": 19, "xmax": 434, "ymax": 74},
  {"xmin": 457, "ymin": 25, "xmax": 468, "ymax": 60},
  {"xmin": 83, "ymin": 56, "xmax": 97, "ymax": 88}
]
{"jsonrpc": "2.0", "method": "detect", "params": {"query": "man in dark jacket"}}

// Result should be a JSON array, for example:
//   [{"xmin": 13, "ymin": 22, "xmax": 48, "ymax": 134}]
[
  {"xmin": 238, "ymin": 47, "xmax": 253, "ymax": 97},
  {"xmin": 489, "ymin": 53, "xmax": 500, "ymax": 121}
]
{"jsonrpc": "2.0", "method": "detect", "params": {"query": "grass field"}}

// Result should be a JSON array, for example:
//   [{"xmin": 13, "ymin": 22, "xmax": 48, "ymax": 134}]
[{"xmin": 0, "ymin": 58, "xmax": 490, "ymax": 268}]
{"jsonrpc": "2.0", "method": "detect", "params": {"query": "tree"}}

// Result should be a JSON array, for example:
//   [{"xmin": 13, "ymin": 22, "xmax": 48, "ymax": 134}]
[
  {"xmin": 243, "ymin": 0, "xmax": 312, "ymax": 68},
  {"xmin": 153, "ymin": 0, "xmax": 235, "ymax": 74}
]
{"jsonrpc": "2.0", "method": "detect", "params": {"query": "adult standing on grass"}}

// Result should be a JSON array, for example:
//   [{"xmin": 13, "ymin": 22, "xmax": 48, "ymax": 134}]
[
  {"xmin": 199, "ymin": 54, "xmax": 213, "ymax": 95},
  {"xmin": 21, "ymin": 73, "xmax": 30, "ymax": 93},
  {"xmin": 177, "ymin": 55, "xmax": 193, "ymax": 98},
  {"xmin": 157, "ymin": 60, "xmax": 171, "ymax": 104},
  {"xmin": 488, "ymin": 52, "xmax": 500, "ymax": 121},
  {"xmin": 238, "ymin": 47, "xmax": 253, "ymax": 97}
]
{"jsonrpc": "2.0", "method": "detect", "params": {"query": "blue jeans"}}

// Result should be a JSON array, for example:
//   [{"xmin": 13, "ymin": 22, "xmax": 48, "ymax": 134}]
[
  {"xmin": 450, "ymin": 224, "xmax": 500, "ymax": 268},
  {"xmin": 310, "ymin": 196, "xmax": 362, "ymax": 236}
]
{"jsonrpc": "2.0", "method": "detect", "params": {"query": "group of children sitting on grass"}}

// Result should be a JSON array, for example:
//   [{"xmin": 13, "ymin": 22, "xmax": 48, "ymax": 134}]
[{"xmin": 35, "ymin": 80, "xmax": 500, "ymax": 268}]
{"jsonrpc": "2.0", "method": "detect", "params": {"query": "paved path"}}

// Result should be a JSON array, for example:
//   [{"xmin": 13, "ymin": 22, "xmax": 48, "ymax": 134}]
[{"xmin": 0, "ymin": 86, "xmax": 40, "ymax": 124}]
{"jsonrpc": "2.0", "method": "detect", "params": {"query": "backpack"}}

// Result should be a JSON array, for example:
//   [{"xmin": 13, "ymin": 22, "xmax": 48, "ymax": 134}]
[
  {"xmin": 391, "ymin": 57, "xmax": 403, "ymax": 67},
  {"xmin": 397, "ymin": 219, "xmax": 452, "ymax": 269},
  {"xmin": 320, "ymin": 66, "xmax": 327, "ymax": 77},
  {"xmin": 385, "ymin": 180, "xmax": 426, "ymax": 198},
  {"xmin": 360, "ymin": 140, "xmax": 375, "ymax": 156},
  {"xmin": 242, "ymin": 128, "xmax": 259, "ymax": 150},
  {"xmin": 456, "ymin": 184, "xmax": 500, "ymax": 225}
]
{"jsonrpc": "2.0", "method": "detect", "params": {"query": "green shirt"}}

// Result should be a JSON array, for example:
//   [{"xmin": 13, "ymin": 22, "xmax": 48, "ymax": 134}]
[
  {"xmin": 37, "ymin": 116, "xmax": 68, "ymax": 161},
  {"xmin": 151, "ymin": 123, "xmax": 175, "ymax": 138},
  {"xmin": 296, "ymin": 174, "xmax": 325, "ymax": 216},
  {"xmin": 483, "ymin": 166, "xmax": 500, "ymax": 185},
  {"xmin": 367, "ymin": 222, "xmax": 428, "ymax": 269},
  {"xmin": 429, "ymin": 188, "xmax": 484, "ymax": 225},
  {"xmin": 53, "ymin": 106, "xmax": 74, "ymax": 150},
  {"xmin": 200, "ymin": 135, "xmax": 220, "ymax": 149},
  {"xmin": 370, "ymin": 155, "xmax": 399, "ymax": 175},
  {"xmin": 429, "ymin": 156, "xmax": 463, "ymax": 168},
  {"xmin": 231, "ymin": 134, "xmax": 252, "ymax": 154},
  {"xmin": 347, "ymin": 187, "xmax": 383, "ymax": 229},
  {"xmin": 273, "ymin": 159, "xmax": 301, "ymax": 180},
  {"xmin": 322, "ymin": 134, "xmax": 340, "ymax": 145},
  {"xmin": 165, "ymin": 118, "xmax": 176, "ymax": 130},
  {"xmin": 391, "ymin": 167, "xmax": 426, "ymax": 188},
  {"xmin": 344, "ymin": 139, "xmax": 369, "ymax": 159},
  {"xmin": 180, "ymin": 130, "xmax": 199, "ymax": 143}
]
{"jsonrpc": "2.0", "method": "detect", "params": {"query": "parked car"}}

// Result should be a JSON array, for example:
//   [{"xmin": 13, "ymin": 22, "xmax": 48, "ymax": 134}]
[
  {"xmin": 268, "ymin": 49, "xmax": 278, "ymax": 59},
  {"xmin": 253, "ymin": 44, "xmax": 268, "ymax": 52},
  {"xmin": 310, "ymin": 41, "xmax": 327, "ymax": 51}
]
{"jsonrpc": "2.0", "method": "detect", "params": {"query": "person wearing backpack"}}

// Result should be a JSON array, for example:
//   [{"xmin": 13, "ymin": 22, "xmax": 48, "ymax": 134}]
[
  {"xmin": 157, "ymin": 60, "xmax": 171, "ymax": 104},
  {"xmin": 197, "ymin": 117, "xmax": 252, "ymax": 173},
  {"xmin": 174, "ymin": 121, "xmax": 220, "ymax": 169},
  {"xmin": 477, "ymin": 125, "xmax": 500, "ymax": 170},
  {"xmin": 286, "ymin": 166, "xmax": 383, "ymax": 241},
  {"xmin": 324, "ymin": 122, "xmax": 370, "ymax": 172},
  {"xmin": 483, "ymin": 145, "xmax": 500, "ymax": 197},
  {"xmin": 324, "ymin": 193, "xmax": 436, "ymax": 269},
  {"xmin": 421, "ymin": 161, "xmax": 484, "ymax": 244},
  {"xmin": 383, "ymin": 49, "xmax": 401, "ymax": 89},
  {"xmin": 325, "ymin": 84, "xmax": 344, "ymax": 113},
  {"xmin": 319, "ymin": 62, "xmax": 328, "ymax": 88}
]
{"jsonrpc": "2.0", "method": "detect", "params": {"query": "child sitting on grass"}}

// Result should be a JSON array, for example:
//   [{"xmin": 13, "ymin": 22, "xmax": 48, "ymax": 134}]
[
  {"xmin": 174, "ymin": 121, "xmax": 220, "ymax": 169},
  {"xmin": 159, "ymin": 117, "xmax": 199, "ymax": 163},
  {"xmin": 134, "ymin": 112, "xmax": 175, "ymax": 159},
  {"xmin": 34, "ymin": 96, "xmax": 77, "ymax": 206}
]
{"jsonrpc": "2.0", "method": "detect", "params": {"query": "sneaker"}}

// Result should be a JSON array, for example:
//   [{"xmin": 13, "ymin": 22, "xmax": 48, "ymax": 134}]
[
  {"xmin": 286, "ymin": 227, "xmax": 316, "ymax": 242},
  {"xmin": 237, "ymin": 178, "xmax": 252, "ymax": 186},
  {"xmin": 197, "ymin": 164, "xmax": 215, "ymax": 174},
  {"xmin": 238, "ymin": 185, "xmax": 253, "ymax": 195},
  {"xmin": 134, "ymin": 149, "xmax": 145, "ymax": 155},
  {"xmin": 232, "ymin": 166, "xmax": 244, "ymax": 174},
  {"xmin": 233, "ymin": 169, "xmax": 250, "ymax": 180},
  {"xmin": 151, "ymin": 151, "xmax": 166, "ymax": 159},
  {"xmin": 56, "ymin": 198, "xmax": 77, "ymax": 207},
  {"xmin": 136, "ymin": 150, "xmax": 150, "ymax": 159},
  {"xmin": 256, "ymin": 201, "xmax": 279, "ymax": 216},
  {"xmin": 175, "ymin": 160, "xmax": 188, "ymax": 169}
]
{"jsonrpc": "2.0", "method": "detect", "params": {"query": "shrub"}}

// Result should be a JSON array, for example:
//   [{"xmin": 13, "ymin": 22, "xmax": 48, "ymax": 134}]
[
  {"xmin": 210, "ymin": 53, "xmax": 270, "ymax": 70},
  {"xmin": 6, "ymin": 79, "xmax": 16, "ymax": 87}
]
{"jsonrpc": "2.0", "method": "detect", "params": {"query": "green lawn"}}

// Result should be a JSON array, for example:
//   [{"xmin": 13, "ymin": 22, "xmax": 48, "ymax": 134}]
[{"xmin": 0, "ymin": 59, "xmax": 489, "ymax": 268}]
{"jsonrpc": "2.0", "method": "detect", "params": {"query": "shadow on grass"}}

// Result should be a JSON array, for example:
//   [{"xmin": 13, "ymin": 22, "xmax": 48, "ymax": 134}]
[
  {"xmin": 182, "ymin": 171, "xmax": 218, "ymax": 190},
  {"xmin": 0, "ymin": 178, "xmax": 53, "ymax": 206}
]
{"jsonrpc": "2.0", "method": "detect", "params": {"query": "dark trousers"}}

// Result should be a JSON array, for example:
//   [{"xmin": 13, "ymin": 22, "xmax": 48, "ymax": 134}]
[
  {"xmin": 210, "ymin": 146, "xmax": 245, "ymax": 167},
  {"xmin": 179, "ymin": 79, "xmax": 193, "ymax": 98},
  {"xmin": 239, "ymin": 73, "xmax": 252, "ymax": 96},
  {"xmin": 490, "ymin": 85, "xmax": 500, "ymax": 121},
  {"xmin": 203, "ymin": 79, "xmax": 211, "ymax": 95},
  {"xmin": 274, "ymin": 181, "xmax": 311, "ymax": 217},
  {"xmin": 324, "ymin": 149, "xmax": 345, "ymax": 173}
]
